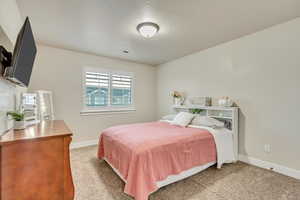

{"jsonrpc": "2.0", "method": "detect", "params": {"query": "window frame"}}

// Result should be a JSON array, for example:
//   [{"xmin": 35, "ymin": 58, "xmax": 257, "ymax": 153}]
[{"xmin": 81, "ymin": 67, "xmax": 135, "ymax": 115}]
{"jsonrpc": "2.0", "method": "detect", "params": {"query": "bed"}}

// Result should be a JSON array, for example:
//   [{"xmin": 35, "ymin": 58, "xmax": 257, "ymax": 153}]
[
  {"xmin": 98, "ymin": 117, "xmax": 237, "ymax": 199},
  {"xmin": 98, "ymin": 106, "xmax": 238, "ymax": 200}
]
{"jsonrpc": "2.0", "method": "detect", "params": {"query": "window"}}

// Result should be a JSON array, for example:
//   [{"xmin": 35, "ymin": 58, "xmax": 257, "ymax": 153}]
[{"xmin": 82, "ymin": 67, "xmax": 134, "ymax": 114}]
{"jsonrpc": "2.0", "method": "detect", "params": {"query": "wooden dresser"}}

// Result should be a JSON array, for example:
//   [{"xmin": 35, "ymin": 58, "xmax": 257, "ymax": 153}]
[{"xmin": 0, "ymin": 120, "xmax": 74, "ymax": 200}]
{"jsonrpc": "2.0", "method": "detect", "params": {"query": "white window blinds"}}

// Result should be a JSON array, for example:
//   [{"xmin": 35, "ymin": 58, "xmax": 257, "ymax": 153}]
[
  {"xmin": 85, "ymin": 72, "xmax": 110, "ymax": 107},
  {"xmin": 111, "ymin": 74, "xmax": 132, "ymax": 105},
  {"xmin": 83, "ymin": 68, "xmax": 134, "ymax": 110}
]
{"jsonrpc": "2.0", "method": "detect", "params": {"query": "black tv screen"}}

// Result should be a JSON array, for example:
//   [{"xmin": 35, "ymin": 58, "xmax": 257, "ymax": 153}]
[{"xmin": 8, "ymin": 17, "xmax": 37, "ymax": 87}]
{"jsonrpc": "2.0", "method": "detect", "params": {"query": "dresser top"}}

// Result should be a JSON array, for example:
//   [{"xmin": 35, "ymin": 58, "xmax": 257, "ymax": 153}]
[{"xmin": 0, "ymin": 120, "xmax": 72, "ymax": 146}]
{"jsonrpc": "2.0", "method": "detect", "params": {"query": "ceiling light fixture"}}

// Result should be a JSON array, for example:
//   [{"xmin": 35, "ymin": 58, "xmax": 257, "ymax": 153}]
[{"xmin": 137, "ymin": 22, "xmax": 160, "ymax": 38}]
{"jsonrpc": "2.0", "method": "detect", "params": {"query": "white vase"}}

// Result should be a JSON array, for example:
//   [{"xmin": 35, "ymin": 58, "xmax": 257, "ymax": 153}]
[{"xmin": 14, "ymin": 121, "xmax": 26, "ymax": 130}]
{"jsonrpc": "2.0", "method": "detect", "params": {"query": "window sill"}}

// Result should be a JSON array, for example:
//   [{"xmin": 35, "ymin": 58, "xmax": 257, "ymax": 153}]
[{"xmin": 80, "ymin": 108, "xmax": 136, "ymax": 115}]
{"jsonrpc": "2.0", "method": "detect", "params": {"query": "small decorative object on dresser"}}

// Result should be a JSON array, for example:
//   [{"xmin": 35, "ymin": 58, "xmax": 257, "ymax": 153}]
[
  {"xmin": 36, "ymin": 90, "xmax": 55, "ymax": 120},
  {"xmin": 218, "ymin": 96, "xmax": 234, "ymax": 107},
  {"xmin": 171, "ymin": 91, "xmax": 184, "ymax": 105},
  {"xmin": 20, "ymin": 92, "xmax": 40, "ymax": 126},
  {"xmin": 6, "ymin": 111, "xmax": 26, "ymax": 130}
]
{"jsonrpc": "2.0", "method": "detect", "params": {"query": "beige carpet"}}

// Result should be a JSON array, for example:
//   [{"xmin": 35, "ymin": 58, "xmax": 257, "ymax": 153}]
[{"xmin": 71, "ymin": 146, "xmax": 300, "ymax": 200}]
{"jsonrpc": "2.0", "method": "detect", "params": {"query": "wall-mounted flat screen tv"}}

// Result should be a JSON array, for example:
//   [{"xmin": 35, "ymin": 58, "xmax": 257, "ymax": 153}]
[{"xmin": 5, "ymin": 17, "xmax": 37, "ymax": 87}]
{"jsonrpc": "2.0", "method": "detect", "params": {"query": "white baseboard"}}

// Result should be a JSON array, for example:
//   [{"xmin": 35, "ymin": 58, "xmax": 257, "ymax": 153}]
[
  {"xmin": 239, "ymin": 154, "xmax": 300, "ymax": 180},
  {"xmin": 70, "ymin": 139, "xmax": 98, "ymax": 149}
]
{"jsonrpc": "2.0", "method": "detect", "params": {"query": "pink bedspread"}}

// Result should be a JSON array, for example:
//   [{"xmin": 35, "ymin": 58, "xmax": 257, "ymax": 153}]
[{"xmin": 98, "ymin": 122, "xmax": 216, "ymax": 200}]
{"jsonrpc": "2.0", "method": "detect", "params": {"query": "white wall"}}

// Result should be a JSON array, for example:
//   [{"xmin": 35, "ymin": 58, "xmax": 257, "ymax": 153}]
[
  {"xmin": 0, "ymin": 0, "xmax": 22, "ymax": 43},
  {"xmin": 29, "ymin": 45, "xmax": 157, "ymax": 143},
  {"xmin": 157, "ymin": 18, "xmax": 300, "ymax": 171}
]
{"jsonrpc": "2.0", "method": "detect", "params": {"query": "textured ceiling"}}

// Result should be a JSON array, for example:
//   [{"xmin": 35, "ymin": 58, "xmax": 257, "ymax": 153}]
[{"xmin": 17, "ymin": 0, "xmax": 300, "ymax": 65}]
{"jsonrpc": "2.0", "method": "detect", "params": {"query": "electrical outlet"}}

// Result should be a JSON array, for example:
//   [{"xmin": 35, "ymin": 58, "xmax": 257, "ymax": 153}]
[{"xmin": 264, "ymin": 144, "xmax": 271, "ymax": 153}]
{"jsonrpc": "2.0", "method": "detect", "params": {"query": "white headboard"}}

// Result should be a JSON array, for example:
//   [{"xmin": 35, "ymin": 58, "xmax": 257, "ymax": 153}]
[{"xmin": 173, "ymin": 105, "xmax": 239, "ymax": 161}]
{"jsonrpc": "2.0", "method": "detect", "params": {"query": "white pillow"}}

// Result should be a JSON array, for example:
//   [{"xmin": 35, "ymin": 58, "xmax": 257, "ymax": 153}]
[
  {"xmin": 191, "ymin": 116, "xmax": 224, "ymax": 128},
  {"xmin": 162, "ymin": 114, "xmax": 176, "ymax": 121},
  {"xmin": 171, "ymin": 112, "xmax": 195, "ymax": 127}
]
